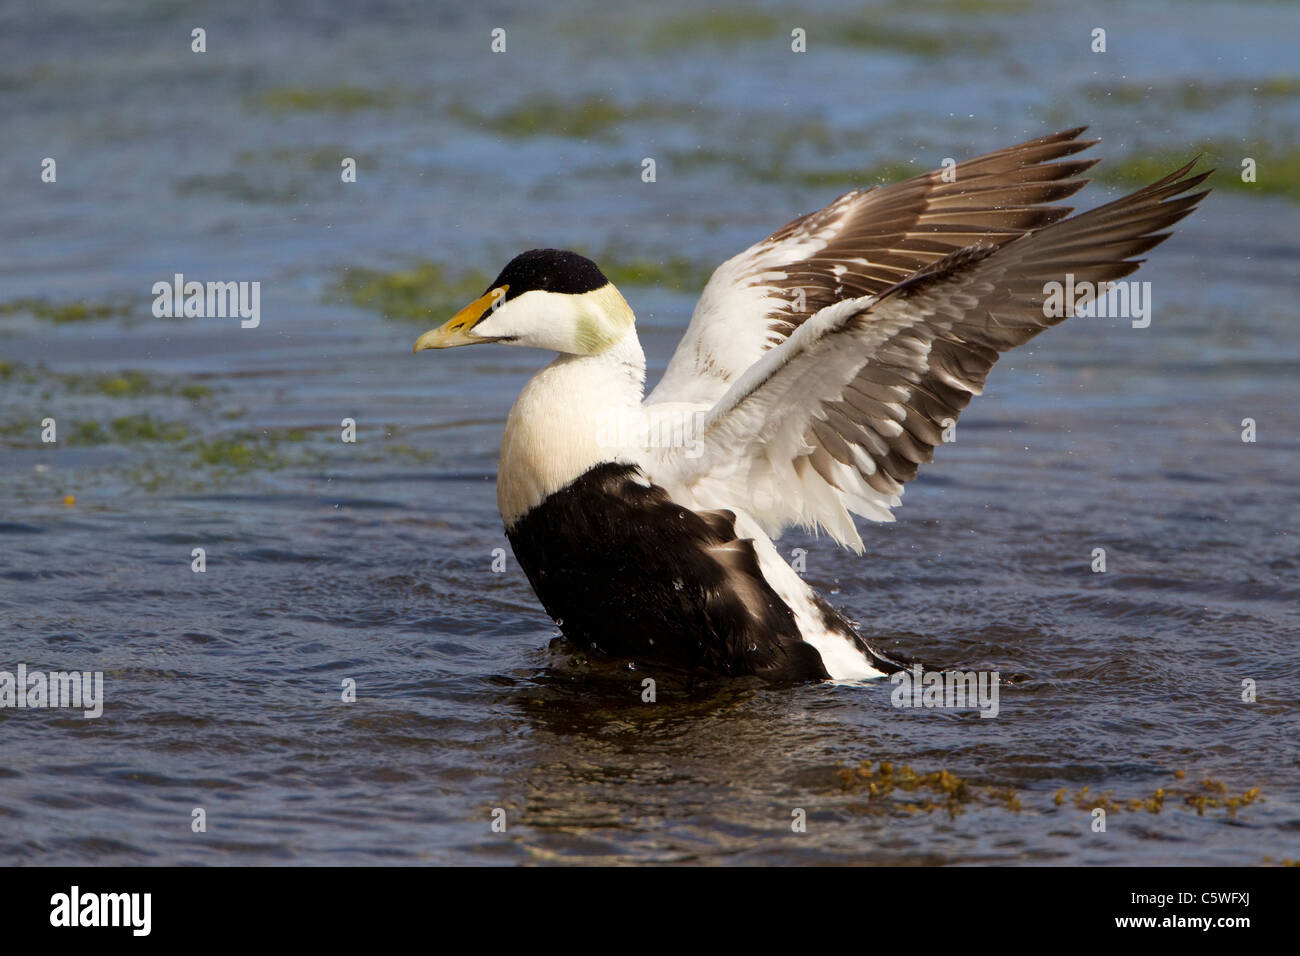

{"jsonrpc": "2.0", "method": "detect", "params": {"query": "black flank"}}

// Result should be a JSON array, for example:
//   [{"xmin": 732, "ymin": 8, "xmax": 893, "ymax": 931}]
[{"xmin": 505, "ymin": 462, "xmax": 832, "ymax": 682}]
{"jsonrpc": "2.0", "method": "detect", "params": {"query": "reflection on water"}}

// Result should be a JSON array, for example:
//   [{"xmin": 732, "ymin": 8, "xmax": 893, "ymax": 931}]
[{"xmin": 1, "ymin": 0, "xmax": 1298, "ymax": 864}]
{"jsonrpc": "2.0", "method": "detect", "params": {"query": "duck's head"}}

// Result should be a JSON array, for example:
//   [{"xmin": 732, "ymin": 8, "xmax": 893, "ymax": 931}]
[{"xmin": 413, "ymin": 249, "xmax": 634, "ymax": 356}]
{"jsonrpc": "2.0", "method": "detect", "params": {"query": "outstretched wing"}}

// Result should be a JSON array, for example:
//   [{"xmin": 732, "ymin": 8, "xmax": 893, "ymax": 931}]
[
  {"xmin": 647, "ymin": 127, "xmax": 1101, "ymax": 407},
  {"xmin": 641, "ymin": 162, "xmax": 1211, "ymax": 551}
]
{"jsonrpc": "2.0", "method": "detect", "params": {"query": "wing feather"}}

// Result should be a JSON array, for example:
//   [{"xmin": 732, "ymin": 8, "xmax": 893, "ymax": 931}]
[
  {"xmin": 642, "ymin": 161, "xmax": 1211, "ymax": 550},
  {"xmin": 648, "ymin": 127, "xmax": 1102, "ymax": 407}
]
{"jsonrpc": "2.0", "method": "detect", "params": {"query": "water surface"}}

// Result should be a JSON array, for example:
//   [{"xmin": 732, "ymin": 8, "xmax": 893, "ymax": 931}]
[{"xmin": 1, "ymin": 0, "xmax": 1298, "ymax": 864}]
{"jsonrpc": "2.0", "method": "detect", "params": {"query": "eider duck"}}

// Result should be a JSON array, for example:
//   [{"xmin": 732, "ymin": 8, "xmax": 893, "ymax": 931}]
[{"xmin": 414, "ymin": 127, "xmax": 1209, "ymax": 682}]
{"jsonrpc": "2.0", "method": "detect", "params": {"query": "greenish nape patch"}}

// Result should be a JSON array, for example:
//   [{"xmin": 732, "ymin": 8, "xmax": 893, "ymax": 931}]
[
  {"xmin": 0, "ymin": 297, "xmax": 134, "ymax": 324},
  {"xmin": 256, "ymin": 86, "xmax": 400, "ymax": 113},
  {"xmin": 572, "ymin": 315, "xmax": 610, "ymax": 354},
  {"xmin": 1097, "ymin": 143, "xmax": 1300, "ymax": 200},
  {"xmin": 334, "ymin": 263, "xmax": 492, "ymax": 322}
]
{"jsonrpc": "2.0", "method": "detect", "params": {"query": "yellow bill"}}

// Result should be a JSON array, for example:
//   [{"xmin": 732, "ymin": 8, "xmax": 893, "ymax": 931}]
[{"xmin": 413, "ymin": 286, "xmax": 508, "ymax": 352}]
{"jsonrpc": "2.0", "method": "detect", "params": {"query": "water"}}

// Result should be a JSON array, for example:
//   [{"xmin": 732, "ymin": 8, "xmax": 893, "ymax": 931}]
[{"xmin": 1, "ymin": 0, "xmax": 1297, "ymax": 864}]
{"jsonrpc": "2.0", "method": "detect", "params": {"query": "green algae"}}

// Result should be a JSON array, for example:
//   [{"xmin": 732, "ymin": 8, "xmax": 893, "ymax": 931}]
[
  {"xmin": 646, "ymin": 11, "xmax": 784, "ymax": 50},
  {"xmin": 834, "ymin": 759, "xmax": 1022, "ymax": 817},
  {"xmin": 190, "ymin": 437, "xmax": 277, "ymax": 470},
  {"xmin": 95, "ymin": 371, "xmax": 152, "ymax": 398},
  {"xmin": 646, "ymin": 9, "xmax": 996, "ymax": 56},
  {"xmin": 1052, "ymin": 771, "xmax": 1264, "ymax": 818},
  {"xmin": 180, "ymin": 384, "xmax": 214, "ymax": 401},
  {"xmin": 176, "ymin": 170, "xmax": 302, "ymax": 204},
  {"xmin": 449, "ymin": 96, "xmax": 633, "ymax": 141},
  {"xmin": 837, "ymin": 761, "xmax": 1264, "ymax": 820},
  {"xmin": 64, "ymin": 414, "xmax": 190, "ymax": 447},
  {"xmin": 256, "ymin": 86, "xmax": 400, "ymax": 113},
  {"xmin": 0, "ymin": 297, "xmax": 134, "ymax": 324},
  {"xmin": 73, "ymin": 368, "xmax": 214, "ymax": 401},
  {"xmin": 334, "ymin": 262, "xmax": 493, "ymax": 322}
]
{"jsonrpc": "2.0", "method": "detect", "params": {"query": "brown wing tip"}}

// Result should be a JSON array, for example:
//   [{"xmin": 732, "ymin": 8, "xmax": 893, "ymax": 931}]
[
  {"xmin": 1154, "ymin": 157, "xmax": 1214, "ymax": 190},
  {"xmin": 1030, "ymin": 126, "xmax": 1097, "ymax": 148},
  {"xmin": 1036, "ymin": 125, "xmax": 1091, "ymax": 144}
]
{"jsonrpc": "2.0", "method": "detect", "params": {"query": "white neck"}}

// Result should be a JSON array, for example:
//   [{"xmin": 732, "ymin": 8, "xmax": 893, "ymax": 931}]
[{"xmin": 498, "ymin": 331, "xmax": 646, "ymax": 527}]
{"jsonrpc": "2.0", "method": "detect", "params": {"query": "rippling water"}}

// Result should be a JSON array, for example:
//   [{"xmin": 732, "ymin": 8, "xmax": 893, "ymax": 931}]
[{"xmin": 2, "ymin": 0, "xmax": 1298, "ymax": 864}]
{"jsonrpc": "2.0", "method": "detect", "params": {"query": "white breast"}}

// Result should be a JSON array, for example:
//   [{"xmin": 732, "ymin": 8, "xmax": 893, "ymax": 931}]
[{"xmin": 498, "ymin": 333, "xmax": 647, "ymax": 528}]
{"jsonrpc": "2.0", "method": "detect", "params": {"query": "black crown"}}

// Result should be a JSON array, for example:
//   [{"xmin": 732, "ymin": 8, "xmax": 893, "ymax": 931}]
[{"xmin": 488, "ymin": 249, "xmax": 609, "ymax": 301}]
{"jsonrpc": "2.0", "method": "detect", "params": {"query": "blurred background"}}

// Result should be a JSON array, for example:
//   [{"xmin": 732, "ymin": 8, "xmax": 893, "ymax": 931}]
[{"xmin": 1, "ymin": 0, "xmax": 1297, "ymax": 865}]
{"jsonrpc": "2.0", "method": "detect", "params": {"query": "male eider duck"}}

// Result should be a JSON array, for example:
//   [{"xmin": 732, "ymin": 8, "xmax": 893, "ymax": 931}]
[{"xmin": 414, "ymin": 127, "xmax": 1208, "ymax": 683}]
